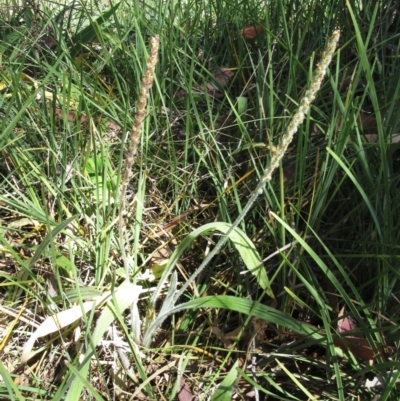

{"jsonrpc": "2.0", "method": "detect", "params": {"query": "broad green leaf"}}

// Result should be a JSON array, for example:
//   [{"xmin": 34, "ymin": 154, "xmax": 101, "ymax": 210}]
[
  {"xmin": 150, "ymin": 222, "xmax": 273, "ymax": 308},
  {"xmin": 145, "ymin": 223, "xmax": 274, "ymax": 344},
  {"xmin": 144, "ymin": 295, "xmax": 324, "ymax": 347},
  {"xmin": 54, "ymin": 253, "xmax": 76, "ymax": 274}
]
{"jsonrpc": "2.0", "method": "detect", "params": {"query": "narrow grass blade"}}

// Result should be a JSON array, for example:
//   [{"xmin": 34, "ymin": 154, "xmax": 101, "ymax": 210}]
[
  {"xmin": 28, "ymin": 214, "xmax": 79, "ymax": 269},
  {"xmin": 211, "ymin": 360, "xmax": 239, "ymax": 401},
  {"xmin": 275, "ymin": 358, "xmax": 318, "ymax": 400},
  {"xmin": 326, "ymin": 147, "xmax": 382, "ymax": 240},
  {"xmin": 65, "ymin": 361, "xmax": 106, "ymax": 401},
  {"xmin": 0, "ymin": 361, "xmax": 25, "ymax": 401}
]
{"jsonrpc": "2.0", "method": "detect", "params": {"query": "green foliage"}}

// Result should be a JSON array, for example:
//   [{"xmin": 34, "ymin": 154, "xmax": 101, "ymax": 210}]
[{"xmin": 1, "ymin": 0, "xmax": 400, "ymax": 400}]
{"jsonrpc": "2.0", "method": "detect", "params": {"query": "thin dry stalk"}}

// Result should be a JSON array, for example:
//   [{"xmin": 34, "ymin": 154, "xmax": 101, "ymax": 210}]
[{"xmin": 119, "ymin": 35, "xmax": 160, "ymax": 278}]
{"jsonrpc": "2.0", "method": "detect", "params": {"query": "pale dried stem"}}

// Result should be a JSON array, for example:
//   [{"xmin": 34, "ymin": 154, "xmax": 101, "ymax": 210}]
[{"xmin": 119, "ymin": 36, "xmax": 160, "ymax": 278}]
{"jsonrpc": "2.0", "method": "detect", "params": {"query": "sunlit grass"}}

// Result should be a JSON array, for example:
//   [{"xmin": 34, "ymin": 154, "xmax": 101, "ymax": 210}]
[{"xmin": 1, "ymin": 0, "xmax": 400, "ymax": 400}]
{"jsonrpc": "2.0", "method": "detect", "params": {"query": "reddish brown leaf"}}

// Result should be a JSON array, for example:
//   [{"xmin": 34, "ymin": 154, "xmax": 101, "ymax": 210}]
[
  {"xmin": 283, "ymin": 165, "xmax": 295, "ymax": 183},
  {"xmin": 54, "ymin": 108, "xmax": 80, "ymax": 122},
  {"xmin": 333, "ymin": 336, "xmax": 394, "ymax": 361},
  {"xmin": 337, "ymin": 306, "xmax": 357, "ymax": 333},
  {"xmin": 212, "ymin": 68, "xmax": 234, "ymax": 88},
  {"xmin": 106, "ymin": 122, "xmax": 120, "ymax": 131},
  {"xmin": 333, "ymin": 336, "xmax": 375, "ymax": 360},
  {"xmin": 241, "ymin": 25, "xmax": 265, "ymax": 39},
  {"xmin": 80, "ymin": 114, "xmax": 89, "ymax": 124},
  {"xmin": 175, "ymin": 68, "xmax": 233, "ymax": 99},
  {"xmin": 174, "ymin": 89, "xmax": 187, "ymax": 99},
  {"xmin": 54, "ymin": 108, "xmax": 120, "ymax": 130},
  {"xmin": 177, "ymin": 378, "xmax": 193, "ymax": 401},
  {"xmin": 358, "ymin": 113, "xmax": 377, "ymax": 131},
  {"xmin": 205, "ymin": 68, "xmax": 234, "ymax": 98},
  {"xmin": 337, "ymin": 316, "xmax": 356, "ymax": 332},
  {"xmin": 204, "ymin": 85, "xmax": 224, "ymax": 98},
  {"xmin": 39, "ymin": 34, "xmax": 58, "ymax": 48}
]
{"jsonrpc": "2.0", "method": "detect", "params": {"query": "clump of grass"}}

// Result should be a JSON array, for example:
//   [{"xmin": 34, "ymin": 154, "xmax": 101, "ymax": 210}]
[
  {"xmin": 1, "ymin": 0, "xmax": 400, "ymax": 400},
  {"xmin": 170, "ymin": 29, "xmax": 341, "ymax": 302}
]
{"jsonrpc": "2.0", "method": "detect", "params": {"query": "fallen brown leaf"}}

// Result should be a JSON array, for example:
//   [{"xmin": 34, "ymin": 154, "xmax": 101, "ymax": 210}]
[
  {"xmin": 174, "ymin": 68, "xmax": 234, "ymax": 99},
  {"xmin": 211, "ymin": 68, "xmax": 234, "ymax": 88},
  {"xmin": 54, "ymin": 108, "xmax": 120, "ymax": 130},
  {"xmin": 204, "ymin": 68, "xmax": 234, "ymax": 98},
  {"xmin": 337, "ymin": 306, "xmax": 356, "ymax": 333},
  {"xmin": 358, "ymin": 113, "xmax": 377, "ymax": 131},
  {"xmin": 333, "ymin": 336, "xmax": 377, "ymax": 360},
  {"xmin": 149, "ymin": 204, "xmax": 210, "ymax": 239},
  {"xmin": 177, "ymin": 378, "xmax": 194, "ymax": 401},
  {"xmin": 241, "ymin": 25, "xmax": 265, "ymax": 39}
]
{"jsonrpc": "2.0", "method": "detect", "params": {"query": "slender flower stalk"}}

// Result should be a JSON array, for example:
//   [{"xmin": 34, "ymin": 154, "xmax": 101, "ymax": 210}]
[
  {"xmin": 119, "ymin": 35, "xmax": 160, "ymax": 278},
  {"xmin": 173, "ymin": 30, "xmax": 340, "ymax": 302},
  {"xmin": 262, "ymin": 30, "xmax": 340, "ymax": 183}
]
